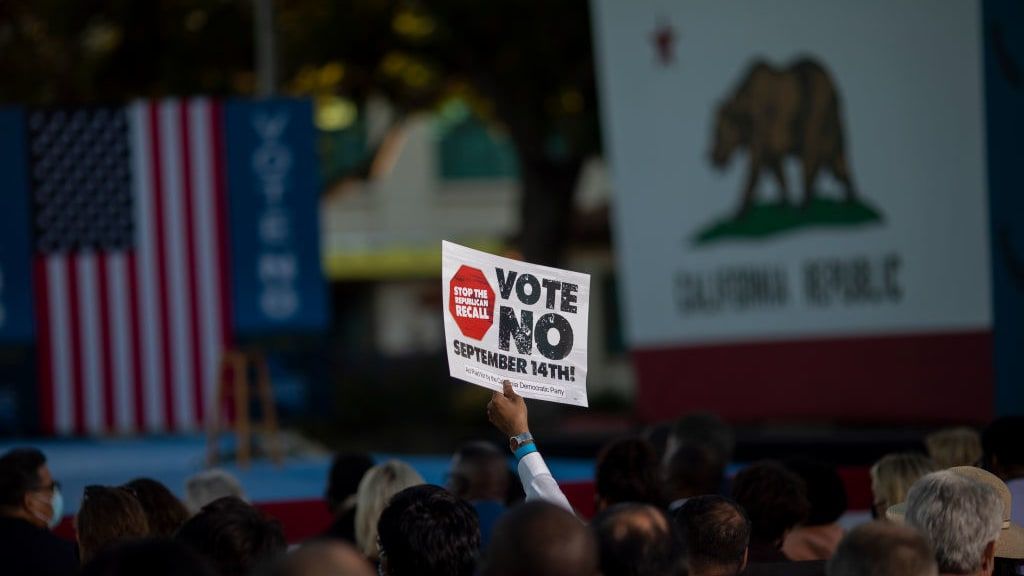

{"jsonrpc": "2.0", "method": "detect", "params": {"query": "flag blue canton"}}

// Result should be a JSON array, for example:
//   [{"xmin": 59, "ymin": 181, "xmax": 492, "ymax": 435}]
[{"xmin": 28, "ymin": 108, "xmax": 134, "ymax": 253}]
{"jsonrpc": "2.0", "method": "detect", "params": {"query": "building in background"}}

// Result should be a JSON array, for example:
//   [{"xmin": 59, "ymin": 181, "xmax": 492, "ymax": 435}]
[{"xmin": 318, "ymin": 98, "xmax": 632, "ymax": 403}]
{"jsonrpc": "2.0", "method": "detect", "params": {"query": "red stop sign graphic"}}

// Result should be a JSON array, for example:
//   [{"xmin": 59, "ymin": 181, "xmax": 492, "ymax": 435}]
[{"xmin": 448, "ymin": 265, "xmax": 496, "ymax": 340}]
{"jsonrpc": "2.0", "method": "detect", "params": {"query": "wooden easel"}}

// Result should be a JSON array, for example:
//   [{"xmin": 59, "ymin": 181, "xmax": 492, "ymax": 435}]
[{"xmin": 206, "ymin": 349, "xmax": 283, "ymax": 468}]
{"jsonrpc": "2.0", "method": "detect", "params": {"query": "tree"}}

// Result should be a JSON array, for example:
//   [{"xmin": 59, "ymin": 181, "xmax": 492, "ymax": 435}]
[
  {"xmin": 0, "ymin": 0, "xmax": 601, "ymax": 265},
  {"xmin": 280, "ymin": 0, "xmax": 602, "ymax": 265}
]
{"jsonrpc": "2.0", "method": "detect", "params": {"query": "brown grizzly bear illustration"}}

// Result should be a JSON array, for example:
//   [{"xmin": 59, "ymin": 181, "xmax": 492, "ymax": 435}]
[{"xmin": 710, "ymin": 58, "xmax": 856, "ymax": 216}]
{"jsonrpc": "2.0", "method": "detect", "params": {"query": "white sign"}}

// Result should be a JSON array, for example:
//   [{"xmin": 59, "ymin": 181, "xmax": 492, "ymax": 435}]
[
  {"xmin": 592, "ymin": 0, "xmax": 990, "ymax": 348},
  {"xmin": 442, "ymin": 241, "xmax": 591, "ymax": 407}
]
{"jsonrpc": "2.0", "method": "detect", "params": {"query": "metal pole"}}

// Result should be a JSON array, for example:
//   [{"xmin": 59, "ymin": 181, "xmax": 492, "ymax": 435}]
[{"xmin": 254, "ymin": 0, "xmax": 277, "ymax": 96}]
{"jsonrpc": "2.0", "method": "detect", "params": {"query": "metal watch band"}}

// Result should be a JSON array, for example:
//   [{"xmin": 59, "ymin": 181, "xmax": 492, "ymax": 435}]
[{"xmin": 509, "ymin": 432, "xmax": 534, "ymax": 452}]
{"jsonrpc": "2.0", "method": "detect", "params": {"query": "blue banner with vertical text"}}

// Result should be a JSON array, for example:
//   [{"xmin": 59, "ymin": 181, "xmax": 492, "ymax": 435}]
[{"xmin": 224, "ymin": 99, "xmax": 328, "ymax": 334}]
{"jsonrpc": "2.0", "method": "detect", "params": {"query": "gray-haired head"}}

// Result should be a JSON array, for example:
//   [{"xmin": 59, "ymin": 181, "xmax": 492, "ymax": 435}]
[
  {"xmin": 185, "ymin": 468, "xmax": 246, "ymax": 513},
  {"xmin": 905, "ymin": 471, "xmax": 1002, "ymax": 575}
]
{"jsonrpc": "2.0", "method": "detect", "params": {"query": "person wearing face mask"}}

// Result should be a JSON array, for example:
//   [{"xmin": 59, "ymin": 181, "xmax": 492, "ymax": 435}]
[{"xmin": 0, "ymin": 447, "xmax": 78, "ymax": 576}]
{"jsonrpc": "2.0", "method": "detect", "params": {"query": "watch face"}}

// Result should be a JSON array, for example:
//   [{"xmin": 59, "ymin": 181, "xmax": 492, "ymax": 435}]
[{"xmin": 510, "ymin": 434, "xmax": 531, "ymax": 452}]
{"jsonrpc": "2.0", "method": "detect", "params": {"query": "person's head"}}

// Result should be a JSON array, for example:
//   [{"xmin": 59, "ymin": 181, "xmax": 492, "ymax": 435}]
[
  {"xmin": 927, "ymin": 427, "xmax": 983, "ymax": 470},
  {"xmin": 983, "ymin": 417, "xmax": 1024, "ymax": 480},
  {"xmin": 76, "ymin": 485, "xmax": 151, "ymax": 565},
  {"xmin": 947, "ymin": 466, "xmax": 1024, "ymax": 564},
  {"xmin": 783, "ymin": 457, "xmax": 847, "ymax": 526},
  {"xmin": 592, "ymin": 503, "xmax": 684, "ymax": 576},
  {"xmin": 177, "ymin": 496, "xmax": 286, "ymax": 576},
  {"xmin": 448, "ymin": 441, "xmax": 509, "ymax": 502},
  {"xmin": 81, "ymin": 538, "xmax": 217, "ymax": 576},
  {"xmin": 827, "ymin": 521, "xmax": 937, "ymax": 576},
  {"xmin": 267, "ymin": 541, "xmax": 375, "ymax": 576},
  {"xmin": 905, "ymin": 471, "xmax": 1003, "ymax": 576},
  {"xmin": 479, "ymin": 501, "xmax": 600, "ymax": 576},
  {"xmin": 123, "ymin": 478, "xmax": 190, "ymax": 537},
  {"xmin": 325, "ymin": 453, "xmax": 375, "ymax": 516},
  {"xmin": 185, "ymin": 468, "xmax": 246, "ymax": 513},
  {"xmin": 731, "ymin": 460, "xmax": 809, "ymax": 548},
  {"xmin": 665, "ymin": 412, "xmax": 735, "ymax": 465},
  {"xmin": 376, "ymin": 485, "xmax": 479, "ymax": 576},
  {"xmin": 595, "ymin": 436, "xmax": 665, "ymax": 511},
  {"xmin": 673, "ymin": 495, "xmax": 750, "ymax": 576},
  {"xmin": 664, "ymin": 441, "xmax": 725, "ymax": 501},
  {"xmin": 354, "ymin": 460, "xmax": 424, "ymax": 559},
  {"xmin": 0, "ymin": 447, "xmax": 62, "ymax": 529},
  {"xmin": 871, "ymin": 453, "xmax": 939, "ymax": 520}
]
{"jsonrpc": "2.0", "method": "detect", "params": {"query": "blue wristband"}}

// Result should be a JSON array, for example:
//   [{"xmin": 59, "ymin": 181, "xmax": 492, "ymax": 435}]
[{"xmin": 514, "ymin": 442, "xmax": 537, "ymax": 461}]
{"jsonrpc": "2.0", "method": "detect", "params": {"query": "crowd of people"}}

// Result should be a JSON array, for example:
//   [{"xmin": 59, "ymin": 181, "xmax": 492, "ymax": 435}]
[{"xmin": 1, "ymin": 381, "xmax": 1022, "ymax": 576}]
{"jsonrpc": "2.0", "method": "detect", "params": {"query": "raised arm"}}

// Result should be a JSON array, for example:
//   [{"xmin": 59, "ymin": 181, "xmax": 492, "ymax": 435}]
[{"xmin": 487, "ymin": 381, "xmax": 573, "ymax": 513}]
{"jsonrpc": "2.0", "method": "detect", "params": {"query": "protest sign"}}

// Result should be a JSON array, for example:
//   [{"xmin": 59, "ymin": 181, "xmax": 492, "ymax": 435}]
[{"xmin": 442, "ymin": 241, "xmax": 590, "ymax": 407}]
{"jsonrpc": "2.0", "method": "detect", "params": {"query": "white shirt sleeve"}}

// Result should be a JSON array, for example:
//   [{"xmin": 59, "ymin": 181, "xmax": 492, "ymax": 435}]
[{"xmin": 517, "ymin": 451, "xmax": 574, "ymax": 514}]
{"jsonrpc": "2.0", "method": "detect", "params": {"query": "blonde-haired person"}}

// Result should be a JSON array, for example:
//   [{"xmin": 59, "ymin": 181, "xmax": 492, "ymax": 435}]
[
  {"xmin": 354, "ymin": 460, "xmax": 425, "ymax": 561},
  {"xmin": 870, "ymin": 453, "xmax": 938, "ymax": 520},
  {"xmin": 926, "ymin": 427, "xmax": 983, "ymax": 469}
]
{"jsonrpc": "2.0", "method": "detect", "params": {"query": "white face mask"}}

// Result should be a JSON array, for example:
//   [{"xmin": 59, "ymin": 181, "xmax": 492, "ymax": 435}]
[{"xmin": 32, "ymin": 487, "xmax": 63, "ymax": 530}]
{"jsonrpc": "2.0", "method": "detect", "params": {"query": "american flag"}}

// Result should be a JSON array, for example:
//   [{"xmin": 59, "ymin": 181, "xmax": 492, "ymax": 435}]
[{"xmin": 30, "ymin": 101, "xmax": 232, "ymax": 435}]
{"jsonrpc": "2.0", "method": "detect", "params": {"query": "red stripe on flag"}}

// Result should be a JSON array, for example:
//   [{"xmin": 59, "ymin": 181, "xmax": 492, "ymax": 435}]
[
  {"xmin": 127, "ymin": 254, "xmax": 145, "ymax": 431},
  {"xmin": 180, "ymin": 101, "xmax": 206, "ymax": 425},
  {"xmin": 33, "ymin": 258, "xmax": 55, "ymax": 434},
  {"xmin": 66, "ymin": 257, "xmax": 85, "ymax": 435},
  {"xmin": 211, "ymin": 102, "xmax": 234, "ymax": 348},
  {"xmin": 97, "ymin": 255, "xmax": 116, "ymax": 431},
  {"xmin": 149, "ymin": 102, "xmax": 176, "ymax": 430}
]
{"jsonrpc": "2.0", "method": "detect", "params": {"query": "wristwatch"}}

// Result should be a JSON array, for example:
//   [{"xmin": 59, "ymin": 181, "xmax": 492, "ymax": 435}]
[{"xmin": 509, "ymin": 432, "xmax": 534, "ymax": 453}]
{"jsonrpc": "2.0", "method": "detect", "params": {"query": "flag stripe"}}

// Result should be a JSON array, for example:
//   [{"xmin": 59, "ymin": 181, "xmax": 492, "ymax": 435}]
[
  {"xmin": 180, "ymin": 100, "xmax": 206, "ymax": 426},
  {"xmin": 132, "ymin": 102, "xmax": 166, "ymax": 432},
  {"xmin": 65, "ymin": 256, "xmax": 85, "ymax": 435},
  {"xmin": 77, "ymin": 252, "xmax": 104, "ymax": 434},
  {"xmin": 150, "ymin": 102, "xmax": 177, "ymax": 430},
  {"xmin": 159, "ymin": 101, "xmax": 194, "ymax": 429},
  {"xmin": 97, "ymin": 255, "xmax": 116, "ymax": 432},
  {"xmin": 47, "ymin": 256, "xmax": 75, "ymax": 435},
  {"xmin": 126, "ymin": 253, "xmax": 145, "ymax": 431},
  {"xmin": 162, "ymin": 100, "xmax": 196, "ymax": 428},
  {"xmin": 33, "ymin": 258, "xmax": 54, "ymax": 434},
  {"xmin": 107, "ymin": 253, "xmax": 135, "ymax": 432}
]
